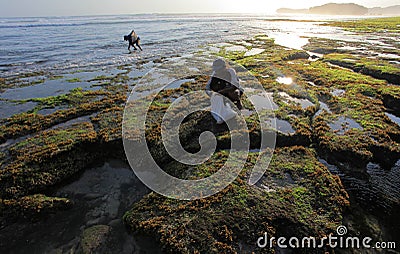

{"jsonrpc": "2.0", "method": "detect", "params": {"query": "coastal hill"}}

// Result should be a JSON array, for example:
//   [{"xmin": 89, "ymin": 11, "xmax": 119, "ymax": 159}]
[
  {"xmin": 277, "ymin": 3, "xmax": 400, "ymax": 15},
  {"xmin": 368, "ymin": 5, "xmax": 400, "ymax": 15},
  {"xmin": 310, "ymin": 3, "xmax": 368, "ymax": 15}
]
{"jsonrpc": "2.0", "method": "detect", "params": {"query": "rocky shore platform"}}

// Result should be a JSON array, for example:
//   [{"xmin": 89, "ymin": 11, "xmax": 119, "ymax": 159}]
[{"xmin": 0, "ymin": 17, "xmax": 399, "ymax": 253}]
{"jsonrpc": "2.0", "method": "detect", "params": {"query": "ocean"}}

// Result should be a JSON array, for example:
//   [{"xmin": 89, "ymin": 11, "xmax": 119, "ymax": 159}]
[{"xmin": 0, "ymin": 13, "xmax": 366, "ymax": 77}]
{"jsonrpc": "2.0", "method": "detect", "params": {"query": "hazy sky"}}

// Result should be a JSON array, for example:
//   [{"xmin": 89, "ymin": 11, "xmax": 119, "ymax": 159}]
[{"xmin": 0, "ymin": 0, "xmax": 398, "ymax": 17}]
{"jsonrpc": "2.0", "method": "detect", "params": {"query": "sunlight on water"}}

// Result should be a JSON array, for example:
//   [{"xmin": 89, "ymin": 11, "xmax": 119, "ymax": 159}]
[
  {"xmin": 269, "ymin": 33, "xmax": 309, "ymax": 50},
  {"xmin": 276, "ymin": 77, "xmax": 293, "ymax": 85},
  {"xmin": 244, "ymin": 48, "xmax": 265, "ymax": 57}
]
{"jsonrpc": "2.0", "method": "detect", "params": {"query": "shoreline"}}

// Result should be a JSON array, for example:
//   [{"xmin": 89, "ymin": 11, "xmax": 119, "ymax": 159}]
[{"xmin": 1, "ymin": 14, "xmax": 397, "ymax": 79}]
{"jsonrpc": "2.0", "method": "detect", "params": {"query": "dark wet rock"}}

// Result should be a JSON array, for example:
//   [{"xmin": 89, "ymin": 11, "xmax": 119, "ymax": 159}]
[
  {"xmin": 282, "ymin": 51, "xmax": 310, "ymax": 61},
  {"xmin": 361, "ymin": 68, "xmax": 400, "ymax": 85},
  {"xmin": 0, "ymin": 122, "xmax": 98, "ymax": 198},
  {"xmin": 370, "ymin": 144, "xmax": 400, "ymax": 169},
  {"xmin": 308, "ymin": 48, "xmax": 337, "ymax": 55},
  {"xmin": 382, "ymin": 94, "xmax": 400, "ymax": 112},
  {"xmin": 0, "ymin": 194, "xmax": 72, "ymax": 223},
  {"xmin": 79, "ymin": 225, "xmax": 112, "ymax": 254}
]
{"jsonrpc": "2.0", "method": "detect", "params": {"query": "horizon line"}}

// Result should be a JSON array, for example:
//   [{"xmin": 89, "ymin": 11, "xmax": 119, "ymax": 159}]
[{"xmin": 1, "ymin": 10, "xmax": 399, "ymax": 19}]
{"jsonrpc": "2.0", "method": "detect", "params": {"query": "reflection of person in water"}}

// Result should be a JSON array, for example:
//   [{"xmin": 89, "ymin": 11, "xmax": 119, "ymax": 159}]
[
  {"xmin": 124, "ymin": 30, "xmax": 142, "ymax": 52},
  {"xmin": 206, "ymin": 59, "xmax": 244, "ymax": 124}
]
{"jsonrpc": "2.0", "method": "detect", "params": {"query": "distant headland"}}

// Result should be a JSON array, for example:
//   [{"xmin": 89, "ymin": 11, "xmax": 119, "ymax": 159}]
[{"xmin": 276, "ymin": 3, "xmax": 400, "ymax": 16}]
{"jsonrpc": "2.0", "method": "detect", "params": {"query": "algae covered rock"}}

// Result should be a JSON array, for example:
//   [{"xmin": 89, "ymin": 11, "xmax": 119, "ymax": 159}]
[
  {"xmin": 91, "ymin": 106, "xmax": 124, "ymax": 143},
  {"xmin": 0, "ymin": 122, "xmax": 101, "ymax": 223},
  {"xmin": 79, "ymin": 225, "xmax": 112, "ymax": 254},
  {"xmin": 124, "ymin": 147, "xmax": 349, "ymax": 253},
  {"xmin": 322, "ymin": 53, "xmax": 400, "ymax": 85},
  {"xmin": 283, "ymin": 51, "xmax": 310, "ymax": 61},
  {"xmin": 0, "ymin": 194, "xmax": 72, "ymax": 222}
]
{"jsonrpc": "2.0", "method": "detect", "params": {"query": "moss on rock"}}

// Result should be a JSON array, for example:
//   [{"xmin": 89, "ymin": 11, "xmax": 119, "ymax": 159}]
[
  {"xmin": 80, "ymin": 225, "xmax": 112, "ymax": 254},
  {"xmin": 124, "ymin": 147, "xmax": 349, "ymax": 253}
]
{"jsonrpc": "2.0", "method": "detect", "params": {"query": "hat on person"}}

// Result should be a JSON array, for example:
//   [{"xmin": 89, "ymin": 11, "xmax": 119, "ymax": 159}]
[{"xmin": 212, "ymin": 59, "xmax": 227, "ymax": 72}]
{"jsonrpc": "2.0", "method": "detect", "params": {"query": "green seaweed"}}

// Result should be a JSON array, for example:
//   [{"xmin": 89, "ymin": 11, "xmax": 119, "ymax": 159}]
[
  {"xmin": 325, "ymin": 17, "xmax": 400, "ymax": 33},
  {"xmin": 66, "ymin": 78, "xmax": 82, "ymax": 83},
  {"xmin": 124, "ymin": 147, "xmax": 349, "ymax": 253}
]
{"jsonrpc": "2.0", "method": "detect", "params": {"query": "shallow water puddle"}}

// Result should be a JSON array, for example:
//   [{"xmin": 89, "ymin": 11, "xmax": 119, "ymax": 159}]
[
  {"xmin": 0, "ymin": 79, "xmax": 100, "ymax": 100},
  {"xmin": 265, "ymin": 118, "xmax": 295, "ymax": 135},
  {"xmin": 49, "ymin": 114, "xmax": 97, "ymax": 130},
  {"xmin": 244, "ymin": 48, "xmax": 265, "ymax": 57},
  {"xmin": 367, "ymin": 162, "xmax": 400, "ymax": 203},
  {"xmin": 65, "ymin": 70, "xmax": 108, "ymax": 81},
  {"xmin": 257, "ymin": 171, "xmax": 296, "ymax": 193},
  {"xmin": 337, "ymin": 46, "xmax": 361, "ymax": 52},
  {"xmin": 278, "ymin": 92, "xmax": 314, "ymax": 109},
  {"xmin": 18, "ymin": 75, "xmax": 47, "ymax": 84},
  {"xmin": 0, "ymin": 68, "xmax": 129, "ymax": 101},
  {"xmin": 248, "ymin": 93, "xmax": 279, "ymax": 111},
  {"xmin": 128, "ymin": 61, "xmax": 154, "ymax": 77},
  {"xmin": 328, "ymin": 116, "xmax": 363, "ymax": 134},
  {"xmin": 307, "ymin": 81, "xmax": 317, "ymax": 86},
  {"xmin": 385, "ymin": 112, "xmax": 400, "ymax": 127},
  {"xmin": 0, "ymin": 100, "xmax": 37, "ymax": 119},
  {"xmin": 225, "ymin": 45, "xmax": 247, "ymax": 52},
  {"xmin": 376, "ymin": 52, "xmax": 400, "ymax": 60},
  {"xmin": 127, "ymin": 68, "xmax": 149, "ymax": 80},
  {"xmin": 319, "ymin": 159, "xmax": 344, "ymax": 176},
  {"xmin": 331, "ymin": 88, "xmax": 346, "ymax": 97},
  {"xmin": 206, "ymin": 46, "xmax": 220, "ymax": 53},
  {"xmin": 36, "ymin": 106, "xmax": 64, "ymax": 116},
  {"xmin": 322, "ymin": 157, "xmax": 400, "ymax": 213},
  {"xmin": 315, "ymin": 101, "xmax": 332, "ymax": 116},
  {"xmin": 238, "ymin": 41, "xmax": 252, "ymax": 47},
  {"xmin": 276, "ymin": 119, "xmax": 296, "ymax": 134},
  {"xmin": 268, "ymin": 33, "xmax": 309, "ymax": 50}
]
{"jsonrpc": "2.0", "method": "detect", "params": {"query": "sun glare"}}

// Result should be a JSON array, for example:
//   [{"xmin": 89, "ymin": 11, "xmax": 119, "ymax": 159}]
[
  {"xmin": 213, "ymin": 0, "xmax": 278, "ymax": 13},
  {"xmin": 276, "ymin": 77, "xmax": 293, "ymax": 85}
]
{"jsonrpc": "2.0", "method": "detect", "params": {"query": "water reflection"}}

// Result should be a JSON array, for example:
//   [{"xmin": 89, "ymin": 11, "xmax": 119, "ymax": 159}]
[
  {"xmin": 249, "ymin": 93, "xmax": 279, "ymax": 111},
  {"xmin": 328, "ymin": 116, "xmax": 363, "ymax": 135},
  {"xmin": 385, "ymin": 112, "xmax": 400, "ymax": 127}
]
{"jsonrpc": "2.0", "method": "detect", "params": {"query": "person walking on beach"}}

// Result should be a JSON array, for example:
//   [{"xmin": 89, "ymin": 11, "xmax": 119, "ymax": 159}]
[
  {"xmin": 206, "ymin": 59, "xmax": 244, "ymax": 124},
  {"xmin": 124, "ymin": 30, "xmax": 142, "ymax": 52}
]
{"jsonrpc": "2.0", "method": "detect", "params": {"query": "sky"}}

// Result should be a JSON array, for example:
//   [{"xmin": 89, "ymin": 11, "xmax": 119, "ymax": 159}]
[{"xmin": 0, "ymin": 0, "xmax": 398, "ymax": 17}]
